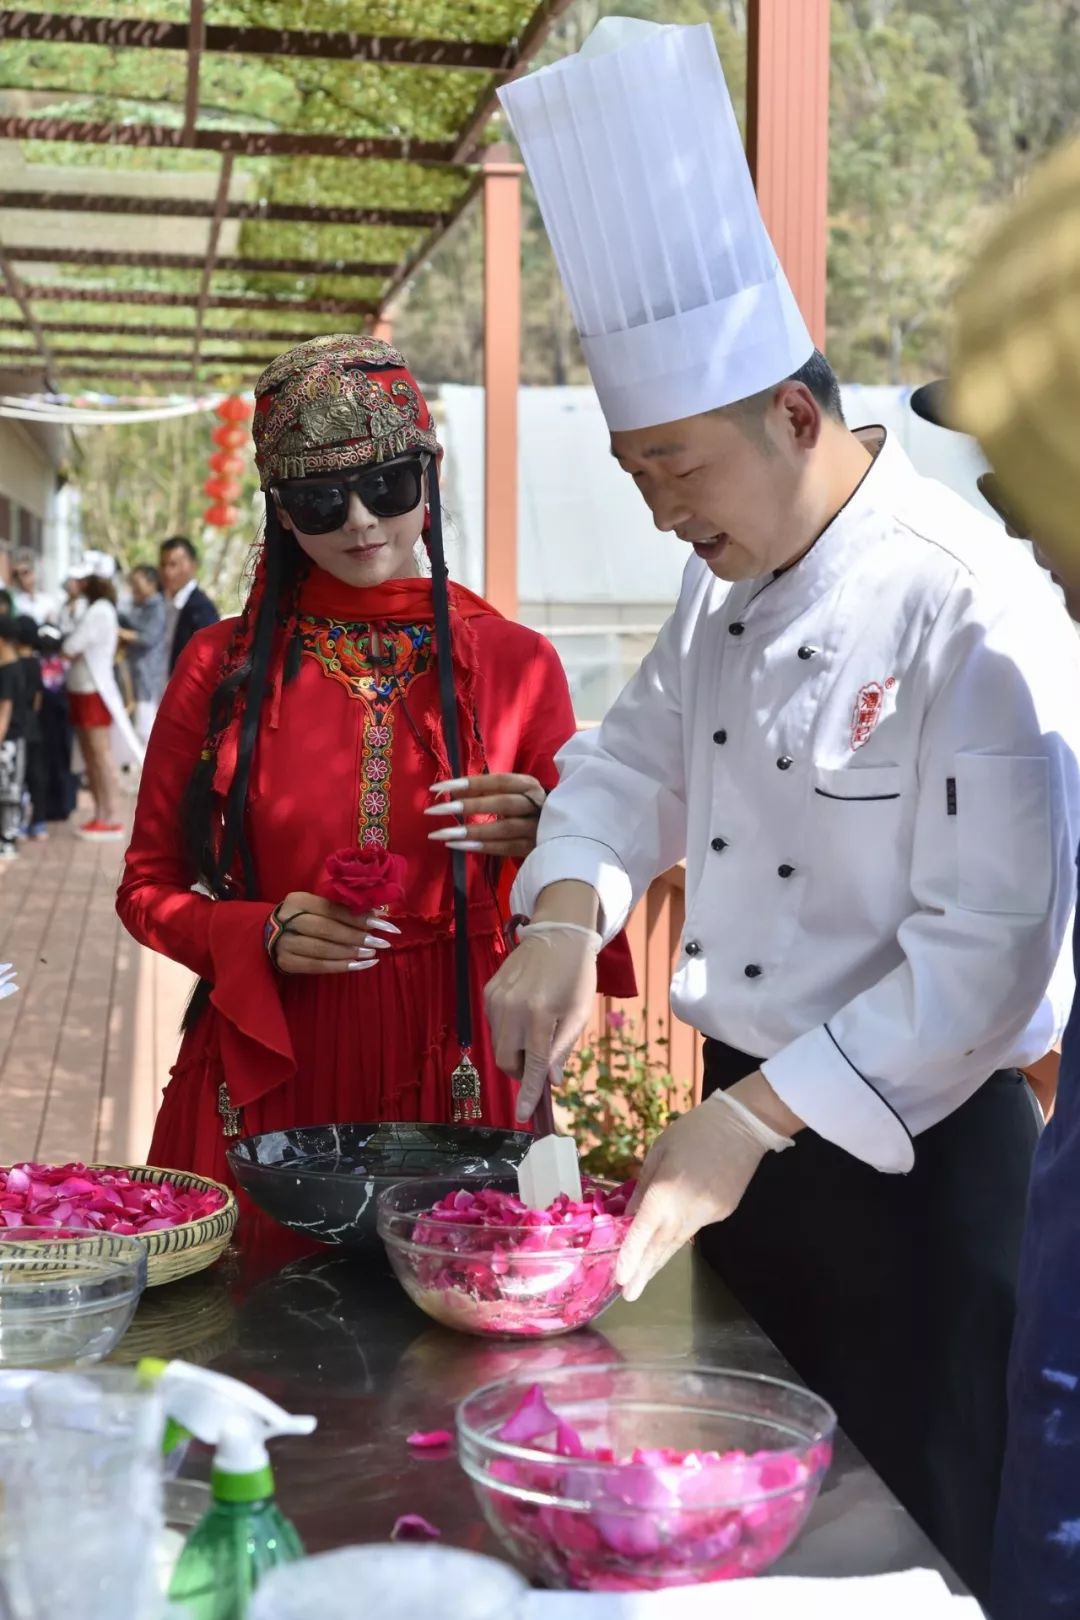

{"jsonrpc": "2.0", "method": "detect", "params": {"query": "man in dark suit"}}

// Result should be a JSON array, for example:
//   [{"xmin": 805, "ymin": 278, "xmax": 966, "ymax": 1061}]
[{"xmin": 160, "ymin": 535, "xmax": 219, "ymax": 673}]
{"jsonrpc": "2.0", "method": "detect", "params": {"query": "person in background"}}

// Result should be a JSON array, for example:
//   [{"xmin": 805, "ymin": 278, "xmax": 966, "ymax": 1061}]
[
  {"xmin": 0, "ymin": 590, "xmax": 13, "ymax": 619},
  {"xmin": 57, "ymin": 572, "xmax": 84, "ymax": 635},
  {"xmin": 0, "ymin": 616, "xmax": 28, "ymax": 860},
  {"xmin": 937, "ymin": 132, "xmax": 1080, "ymax": 1620},
  {"xmin": 13, "ymin": 616, "xmax": 45, "ymax": 841},
  {"xmin": 910, "ymin": 382, "xmax": 1080, "ymax": 621},
  {"xmin": 11, "ymin": 551, "xmax": 56, "ymax": 625},
  {"xmin": 119, "ymin": 564, "xmax": 168, "ymax": 746},
  {"xmin": 160, "ymin": 536, "xmax": 218, "ymax": 673},
  {"xmin": 62, "ymin": 556, "xmax": 144, "ymax": 841},
  {"xmin": 34, "ymin": 624, "xmax": 77, "ymax": 826}
]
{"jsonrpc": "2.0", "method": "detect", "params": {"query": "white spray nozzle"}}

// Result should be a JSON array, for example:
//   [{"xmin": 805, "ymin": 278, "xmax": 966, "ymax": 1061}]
[{"xmin": 139, "ymin": 1360, "xmax": 315, "ymax": 1479}]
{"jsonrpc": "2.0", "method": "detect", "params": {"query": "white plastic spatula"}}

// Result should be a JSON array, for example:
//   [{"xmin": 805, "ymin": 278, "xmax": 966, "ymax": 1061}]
[{"xmin": 517, "ymin": 1078, "xmax": 582, "ymax": 1210}]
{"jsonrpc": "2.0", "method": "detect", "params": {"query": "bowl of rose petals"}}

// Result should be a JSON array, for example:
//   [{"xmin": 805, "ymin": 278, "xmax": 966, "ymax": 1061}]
[
  {"xmin": 456, "ymin": 1364, "xmax": 836, "ymax": 1590},
  {"xmin": 0, "ymin": 1229, "xmax": 146, "ymax": 1366},
  {"xmin": 0, "ymin": 1164, "xmax": 236, "ymax": 1288},
  {"xmin": 377, "ymin": 1177, "xmax": 634, "ymax": 1339}
]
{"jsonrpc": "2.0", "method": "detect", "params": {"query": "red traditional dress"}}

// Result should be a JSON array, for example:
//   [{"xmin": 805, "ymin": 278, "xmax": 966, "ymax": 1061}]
[{"xmin": 118, "ymin": 567, "xmax": 634, "ymax": 1186}]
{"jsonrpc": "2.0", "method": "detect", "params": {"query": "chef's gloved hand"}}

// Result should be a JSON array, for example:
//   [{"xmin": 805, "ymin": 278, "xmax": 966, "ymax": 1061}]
[
  {"xmin": 485, "ymin": 922, "xmax": 601, "ymax": 1123},
  {"xmin": 615, "ymin": 1087, "xmax": 796, "ymax": 1303}
]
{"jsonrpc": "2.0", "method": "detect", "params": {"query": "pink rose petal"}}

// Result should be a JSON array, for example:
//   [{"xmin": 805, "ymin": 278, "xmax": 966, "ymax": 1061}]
[
  {"xmin": 482, "ymin": 1386, "xmax": 832, "ymax": 1590},
  {"xmin": 0, "ymin": 1163, "xmax": 225, "ymax": 1237},
  {"xmin": 391, "ymin": 1514, "xmax": 441, "ymax": 1542},
  {"xmin": 406, "ymin": 1431, "xmax": 453, "ymax": 1450}
]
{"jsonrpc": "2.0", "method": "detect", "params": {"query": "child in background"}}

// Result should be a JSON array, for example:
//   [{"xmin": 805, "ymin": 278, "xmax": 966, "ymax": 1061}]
[
  {"xmin": 0, "ymin": 617, "xmax": 28, "ymax": 859},
  {"xmin": 14, "ymin": 616, "xmax": 46, "ymax": 840}
]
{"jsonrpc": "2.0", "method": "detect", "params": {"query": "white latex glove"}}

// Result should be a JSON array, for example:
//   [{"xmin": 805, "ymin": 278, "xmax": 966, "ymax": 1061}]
[
  {"xmin": 615, "ymin": 1090, "xmax": 794, "ymax": 1303},
  {"xmin": 484, "ymin": 922, "xmax": 601, "ymax": 1123}
]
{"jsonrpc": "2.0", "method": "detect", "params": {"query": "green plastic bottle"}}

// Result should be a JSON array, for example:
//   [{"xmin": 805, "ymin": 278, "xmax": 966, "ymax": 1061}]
[{"xmin": 137, "ymin": 1360, "xmax": 315, "ymax": 1620}]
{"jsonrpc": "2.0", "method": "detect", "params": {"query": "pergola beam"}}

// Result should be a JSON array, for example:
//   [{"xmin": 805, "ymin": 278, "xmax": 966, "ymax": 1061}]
[
  {"xmin": 0, "ymin": 346, "xmax": 286, "ymax": 367},
  {"xmin": 181, "ymin": 0, "xmax": 204, "ymax": 146},
  {"xmin": 4, "ymin": 246, "xmax": 399, "ymax": 277},
  {"xmin": 191, "ymin": 151, "xmax": 233, "ymax": 380},
  {"xmin": 451, "ymin": 0, "xmax": 579, "ymax": 162},
  {"xmin": 0, "ymin": 116, "xmax": 458, "ymax": 164},
  {"xmin": 0, "ymin": 9, "xmax": 516, "ymax": 70},
  {"xmin": 377, "ymin": 171, "xmax": 483, "ymax": 312},
  {"xmin": 0, "ymin": 317, "xmax": 325, "ymax": 344},
  {"xmin": 0, "ymin": 243, "xmax": 54, "ymax": 387},
  {"xmin": 20, "ymin": 285, "xmax": 377, "ymax": 315},
  {"xmin": 0, "ymin": 193, "xmax": 449, "ymax": 229}
]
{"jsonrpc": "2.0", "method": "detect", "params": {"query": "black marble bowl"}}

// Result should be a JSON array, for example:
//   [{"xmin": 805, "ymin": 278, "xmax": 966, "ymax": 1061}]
[{"xmin": 227, "ymin": 1123, "xmax": 532, "ymax": 1254}]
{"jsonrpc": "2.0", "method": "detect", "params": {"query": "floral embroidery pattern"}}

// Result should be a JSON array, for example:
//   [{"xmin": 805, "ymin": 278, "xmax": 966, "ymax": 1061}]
[{"xmin": 299, "ymin": 616, "xmax": 433, "ymax": 847}]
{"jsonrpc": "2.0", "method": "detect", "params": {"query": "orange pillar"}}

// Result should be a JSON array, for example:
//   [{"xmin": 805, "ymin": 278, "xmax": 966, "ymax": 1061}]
[
  {"xmin": 372, "ymin": 315, "xmax": 395, "ymax": 344},
  {"xmin": 482, "ymin": 143, "xmax": 522, "ymax": 620},
  {"xmin": 746, "ymin": 0, "xmax": 830, "ymax": 349}
]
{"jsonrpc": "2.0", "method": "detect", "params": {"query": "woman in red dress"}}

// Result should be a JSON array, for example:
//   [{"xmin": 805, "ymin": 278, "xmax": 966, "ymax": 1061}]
[{"xmin": 117, "ymin": 335, "xmax": 632, "ymax": 1184}]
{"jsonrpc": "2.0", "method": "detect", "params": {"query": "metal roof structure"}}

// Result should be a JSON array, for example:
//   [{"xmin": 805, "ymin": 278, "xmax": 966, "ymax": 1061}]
[{"xmin": 0, "ymin": 0, "xmax": 571, "ymax": 392}]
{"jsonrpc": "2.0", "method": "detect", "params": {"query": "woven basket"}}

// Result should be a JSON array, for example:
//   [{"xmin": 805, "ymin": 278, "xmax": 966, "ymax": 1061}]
[{"xmin": 92, "ymin": 1165, "xmax": 237, "ymax": 1288}]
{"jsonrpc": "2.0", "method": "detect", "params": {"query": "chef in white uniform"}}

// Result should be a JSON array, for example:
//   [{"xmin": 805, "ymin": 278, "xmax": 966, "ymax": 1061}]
[{"xmin": 485, "ymin": 19, "xmax": 1080, "ymax": 1601}]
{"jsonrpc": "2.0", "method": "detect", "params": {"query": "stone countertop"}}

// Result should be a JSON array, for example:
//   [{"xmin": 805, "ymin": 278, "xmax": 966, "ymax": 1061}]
[{"xmin": 129, "ymin": 1222, "xmax": 959, "ymax": 1589}]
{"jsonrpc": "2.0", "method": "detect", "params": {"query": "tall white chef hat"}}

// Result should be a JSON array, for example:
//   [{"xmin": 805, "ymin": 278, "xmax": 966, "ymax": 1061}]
[{"xmin": 498, "ymin": 17, "xmax": 814, "ymax": 432}]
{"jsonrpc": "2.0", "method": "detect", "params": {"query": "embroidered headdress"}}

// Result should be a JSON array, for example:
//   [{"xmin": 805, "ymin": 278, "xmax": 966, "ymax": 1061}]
[{"xmin": 253, "ymin": 334, "xmax": 440, "ymax": 489}]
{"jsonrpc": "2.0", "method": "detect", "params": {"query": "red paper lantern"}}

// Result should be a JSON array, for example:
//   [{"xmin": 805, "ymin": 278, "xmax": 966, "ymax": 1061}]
[
  {"xmin": 204, "ymin": 475, "xmax": 241, "ymax": 501},
  {"xmin": 204, "ymin": 502, "xmax": 240, "ymax": 527},
  {"xmin": 208, "ymin": 450, "xmax": 245, "ymax": 475},
  {"xmin": 212, "ymin": 424, "xmax": 247, "ymax": 451},
  {"xmin": 215, "ymin": 394, "xmax": 253, "ymax": 424}
]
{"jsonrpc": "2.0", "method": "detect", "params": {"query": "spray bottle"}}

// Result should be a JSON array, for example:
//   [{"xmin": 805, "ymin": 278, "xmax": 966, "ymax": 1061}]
[{"xmin": 138, "ymin": 1358, "xmax": 316, "ymax": 1620}]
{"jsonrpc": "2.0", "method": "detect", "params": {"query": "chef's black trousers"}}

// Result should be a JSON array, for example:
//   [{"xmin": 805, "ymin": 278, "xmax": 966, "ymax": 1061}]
[{"xmin": 697, "ymin": 1038, "xmax": 1041, "ymax": 1606}]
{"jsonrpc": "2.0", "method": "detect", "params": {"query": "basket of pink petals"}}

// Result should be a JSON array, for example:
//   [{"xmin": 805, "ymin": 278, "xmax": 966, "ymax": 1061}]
[
  {"xmin": 0, "ymin": 1163, "xmax": 236, "ymax": 1287},
  {"xmin": 456, "ymin": 1364, "xmax": 836, "ymax": 1590}
]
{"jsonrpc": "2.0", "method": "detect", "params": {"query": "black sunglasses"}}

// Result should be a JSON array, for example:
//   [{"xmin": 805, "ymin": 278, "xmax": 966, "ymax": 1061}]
[{"xmin": 272, "ymin": 453, "xmax": 429, "ymax": 535}]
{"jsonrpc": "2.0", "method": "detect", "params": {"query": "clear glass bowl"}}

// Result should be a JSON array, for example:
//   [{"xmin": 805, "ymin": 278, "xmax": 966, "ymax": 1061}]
[
  {"xmin": 377, "ymin": 1177, "xmax": 629, "ymax": 1339},
  {"xmin": 457, "ymin": 1363, "xmax": 836, "ymax": 1590},
  {"xmin": 0, "ymin": 1230, "xmax": 147, "ymax": 1367}
]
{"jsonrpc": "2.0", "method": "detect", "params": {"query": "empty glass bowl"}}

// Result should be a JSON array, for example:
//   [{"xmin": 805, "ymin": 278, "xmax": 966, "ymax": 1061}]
[
  {"xmin": 0, "ymin": 1229, "xmax": 146, "ymax": 1367},
  {"xmin": 457, "ymin": 1363, "xmax": 836, "ymax": 1589},
  {"xmin": 378, "ymin": 1177, "xmax": 629, "ymax": 1339}
]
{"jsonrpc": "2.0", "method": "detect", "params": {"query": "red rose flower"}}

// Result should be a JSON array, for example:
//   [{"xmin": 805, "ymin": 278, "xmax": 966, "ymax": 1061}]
[{"xmin": 321, "ymin": 847, "xmax": 408, "ymax": 913}]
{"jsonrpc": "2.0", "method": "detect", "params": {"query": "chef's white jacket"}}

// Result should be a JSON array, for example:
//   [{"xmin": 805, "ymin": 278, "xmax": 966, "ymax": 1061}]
[{"xmin": 513, "ymin": 430, "xmax": 1080, "ymax": 1173}]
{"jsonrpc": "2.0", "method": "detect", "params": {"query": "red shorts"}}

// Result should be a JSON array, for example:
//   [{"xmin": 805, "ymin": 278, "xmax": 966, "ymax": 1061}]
[{"xmin": 69, "ymin": 692, "xmax": 112, "ymax": 729}]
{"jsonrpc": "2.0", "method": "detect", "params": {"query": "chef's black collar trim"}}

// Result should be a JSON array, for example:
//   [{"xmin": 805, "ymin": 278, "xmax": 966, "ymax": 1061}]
[
  {"xmin": 823, "ymin": 1021, "xmax": 915, "ymax": 1153},
  {"xmin": 741, "ymin": 425, "xmax": 889, "ymax": 612}
]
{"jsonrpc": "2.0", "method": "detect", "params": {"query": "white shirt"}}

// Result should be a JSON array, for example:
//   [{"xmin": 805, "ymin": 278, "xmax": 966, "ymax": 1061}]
[
  {"xmin": 167, "ymin": 577, "xmax": 197, "ymax": 643},
  {"xmin": 64, "ymin": 597, "xmax": 118, "ymax": 695},
  {"xmin": 13, "ymin": 587, "xmax": 57, "ymax": 624},
  {"xmin": 513, "ymin": 430, "xmax": 1080, "ymax": 1174}
]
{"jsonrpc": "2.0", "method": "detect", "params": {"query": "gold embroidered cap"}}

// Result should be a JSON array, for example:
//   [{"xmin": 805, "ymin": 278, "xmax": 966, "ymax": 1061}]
[{"xmin": 252, "ymin": 333, "xmax": 439, "ymax": 489}]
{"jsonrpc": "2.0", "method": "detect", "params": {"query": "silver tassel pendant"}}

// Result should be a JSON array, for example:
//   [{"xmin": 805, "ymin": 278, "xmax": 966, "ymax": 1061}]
[
  {"xmin": 451, "ymin": 1052, "xmax": 482, "ymax": 1123},
  {"xmin": 217, "ymin": 1082, "xmax": 243, "ymax": 1138}
]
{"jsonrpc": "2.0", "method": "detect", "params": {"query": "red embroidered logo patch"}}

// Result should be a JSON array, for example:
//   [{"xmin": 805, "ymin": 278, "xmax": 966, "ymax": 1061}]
[{"xmin": 851, "ymin": 677, "xmax": 897, "ymax": 750}]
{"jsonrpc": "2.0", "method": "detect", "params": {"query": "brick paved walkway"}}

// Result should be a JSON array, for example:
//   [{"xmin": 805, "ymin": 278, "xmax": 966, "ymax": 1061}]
[{"xmin": 0, "ymin": 805, "xmax": 192, "ymax": 1167}]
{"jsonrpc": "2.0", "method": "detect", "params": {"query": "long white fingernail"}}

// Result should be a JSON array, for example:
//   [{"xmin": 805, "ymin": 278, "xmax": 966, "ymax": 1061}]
[
  {"xmin": 366, "ymin": 917, "xmax": 401, "ymax": 935},
  {"xmin": 429, "ymin": 826, "xmax": 469, "ymax": 843},
  {"xmin": 347, "ymin": 959, "xmax": 378, "ymax": 971},
  {"xmin": 364, "ymin": 935, "xmax": 392, "ymax": 950},
  {"xmin": 430, "ymin": 778, "xmax": 469, "ymax": 795},
  {"xmin": 455, "ymin": 841, "xmax": 486, "ymax": 852},
  {"xmin": 424, "ymin": 801, "xmax": 464, "ymax": 816}
]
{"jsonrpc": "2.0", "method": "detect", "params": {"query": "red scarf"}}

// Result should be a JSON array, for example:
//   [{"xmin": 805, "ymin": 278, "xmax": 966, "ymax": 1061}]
[{"xmin": 212, "ymin": 568, "xmax": 501, "ymax": 806}]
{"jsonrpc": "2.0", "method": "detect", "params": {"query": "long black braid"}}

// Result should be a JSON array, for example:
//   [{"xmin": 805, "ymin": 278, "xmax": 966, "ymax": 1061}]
[{"xmin": 179, "ymin": 497, "xmax": 306, "ymax": 1031}]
